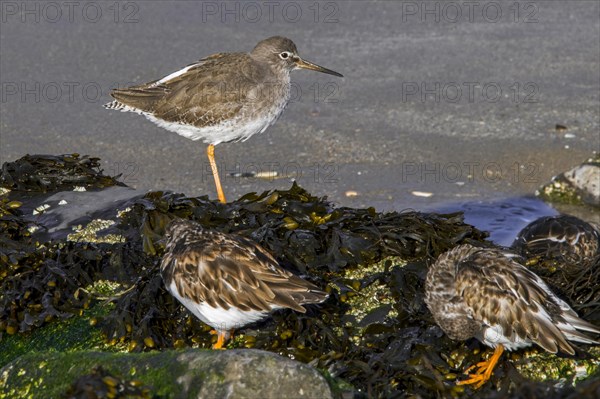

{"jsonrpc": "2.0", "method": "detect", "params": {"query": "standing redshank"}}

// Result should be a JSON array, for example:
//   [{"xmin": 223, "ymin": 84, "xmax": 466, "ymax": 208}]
[{"xmin": 104, "ymin": 36, "xmax": 343, "ymax": 203}]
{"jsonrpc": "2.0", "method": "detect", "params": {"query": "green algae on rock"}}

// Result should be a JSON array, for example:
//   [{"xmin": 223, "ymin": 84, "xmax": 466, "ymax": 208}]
[
  {"xmin": 0, "ymin": 349, "xmax": 334, "ymax": 399},
  {"xmin": 0, "ymin": 303, "xmax": 114, "ymax": 369}
]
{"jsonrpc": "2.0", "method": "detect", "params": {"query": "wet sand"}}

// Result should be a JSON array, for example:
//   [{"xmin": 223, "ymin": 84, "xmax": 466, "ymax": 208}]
[{"xmin": 1, "ymin": 1, "xmax": 598, "ymax": 214}]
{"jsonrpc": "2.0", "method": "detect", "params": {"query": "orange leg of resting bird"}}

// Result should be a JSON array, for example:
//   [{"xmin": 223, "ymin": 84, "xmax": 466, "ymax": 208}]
[
  {"xmin": 457, "ymin": 345, "xmax": 504, "ymax": 388},
  {"xmin": 207, "ymin": 144, "xmax": 227, "ymax": 204},
  {"xmin": 210, "ymin": 329, "xmax": 233, "ymax": 350}
]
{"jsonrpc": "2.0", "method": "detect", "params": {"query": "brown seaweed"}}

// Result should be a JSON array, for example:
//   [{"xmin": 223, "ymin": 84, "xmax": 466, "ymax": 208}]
[{"xmin": 2, "ymin": 154, "xmax": 598, "ymax": 399}]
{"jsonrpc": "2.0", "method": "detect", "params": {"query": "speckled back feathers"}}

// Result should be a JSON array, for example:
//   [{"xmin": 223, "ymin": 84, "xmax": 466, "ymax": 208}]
[
  {"xmin": 425, "ymin": 244, "xmax": 600, "ymax": 354},
  {"xmin": 160, "ymin": 219, "xmax": 328, "ymax": 325}
]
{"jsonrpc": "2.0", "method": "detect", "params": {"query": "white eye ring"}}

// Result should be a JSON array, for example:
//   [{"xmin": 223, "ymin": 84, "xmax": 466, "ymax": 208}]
[{"xmin": 279, "ymin": 52, "xmax": 291, "ymax": 60}]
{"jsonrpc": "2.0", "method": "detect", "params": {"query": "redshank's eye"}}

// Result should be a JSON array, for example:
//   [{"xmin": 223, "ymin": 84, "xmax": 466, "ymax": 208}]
[{"xmin": 279, "ymin": 52, "xmax": 290, "ymax": 60}]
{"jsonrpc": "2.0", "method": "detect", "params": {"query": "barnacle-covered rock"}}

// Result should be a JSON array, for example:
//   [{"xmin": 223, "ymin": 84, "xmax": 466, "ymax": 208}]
[
  {"xmin": 512, "ymin": 347, "xmax": 600, "ymax": 383},
  {"xmin": 537, "ymin": 155, "xmax": 600, "ymax": 207},
  {"xmin": 67, "ymin": 219, "xmax": 126, "ymax": 244}
]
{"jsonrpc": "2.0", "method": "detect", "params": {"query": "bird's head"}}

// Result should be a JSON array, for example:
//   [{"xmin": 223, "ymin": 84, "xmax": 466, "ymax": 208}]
[
  {"xmin": 251, "ymin": 36, "xmax": 343, "ymax": 77},
  {"xmin": 162, "ymin": 218, "xmax": 203, "ymax": 248}
]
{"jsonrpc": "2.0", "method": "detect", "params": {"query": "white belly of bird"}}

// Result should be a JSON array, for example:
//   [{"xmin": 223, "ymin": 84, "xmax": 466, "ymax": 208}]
[
  {"xmin": 169, "ymin": 281, "xmax": 271, "ymax": 332},
  {"xmin": 482, "ymin": 324, "xmax": 532, "ymax": 351},
  {"xmin": 143, "ymin": 85, "xmax": 289, "ymax": 145},
  {"xmin": 145, "ymin": 113, "xmax": 280, "ymax": 145}
]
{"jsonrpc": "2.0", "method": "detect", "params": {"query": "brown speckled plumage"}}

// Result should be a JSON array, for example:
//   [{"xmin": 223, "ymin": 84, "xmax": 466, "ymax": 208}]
[
  {"xmin": 426, "ymin": 244, "xmax": 599, "ymax": 352},
  {"xmin": 512, "ymin": 215, "xmax": 600, "ymax": 264},
  {"xmin": 160, "ymin": 219, "xmax": 327, "ymax": 348},
  {"xmin": 108, "ymin": 52, "xmax": 278, "ymax": 132},
  {"xmin": 425, "ymin": 244, "xmax": 600, "ymax": 387}
]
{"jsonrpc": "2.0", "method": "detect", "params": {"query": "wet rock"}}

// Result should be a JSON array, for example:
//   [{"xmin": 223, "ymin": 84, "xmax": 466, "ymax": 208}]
[
  {"xmin": 537, "ymin": 155, "xmax": 600, "ymax": 207},
  {"xmin": 0, "ymin": 349, "xmax": 333, "ymax": 399},
  {"xmin": 4, "ymin": 185, "xmax": 142, "ymax": 242}
]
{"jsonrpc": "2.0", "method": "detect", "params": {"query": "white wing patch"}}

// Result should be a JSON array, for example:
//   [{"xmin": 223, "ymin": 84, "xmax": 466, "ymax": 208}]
[{"xmin": 150, "ymin": 62, "xmax": 203, "ymax": 88}]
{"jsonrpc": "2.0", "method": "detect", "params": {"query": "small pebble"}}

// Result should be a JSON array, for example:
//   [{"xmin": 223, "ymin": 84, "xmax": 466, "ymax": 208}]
[
  {"xmin": 33, "ymin": 204, "xmax": 50, "ymax": 215},
  {"xmin": 555, "ymin": 124, "xmax": 568, "ymax": 132},
  {"xmin": 411, "ymin": 191, "xmax": 433, "ymax": 198},
  {"xmin": 255, "ymin": 171, "xmax": 278, "ymax": 179}
]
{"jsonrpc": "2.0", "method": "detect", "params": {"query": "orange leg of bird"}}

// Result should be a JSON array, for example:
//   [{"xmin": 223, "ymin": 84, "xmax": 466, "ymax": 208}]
[
  {"xmin": 457, "ymin": 344, "xmax": 504, "ymax": 388},
  {"xmin": 207, "ymin": 144, "xmax": 226, "ymax": 204},
  {"xmin": 209, "ymin": 329, "xmax": 235, "ymax": 350}
]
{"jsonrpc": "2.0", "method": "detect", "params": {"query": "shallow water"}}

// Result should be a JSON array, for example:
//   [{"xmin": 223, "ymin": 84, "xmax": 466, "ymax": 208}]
[
  {"xmin": 429, "ymin": 196, "xmax": 559, "ymax": 247},
  {"xmin": 1, "ymin": 2, "xmax": 597, "ymax": 213},
  {"xmin": 18, "ymin": 186, "xmax": 142, "ymax": 242},
  {"xmin": 17, "ymin": 184, "xmax": 569, "ymax": 250}
]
